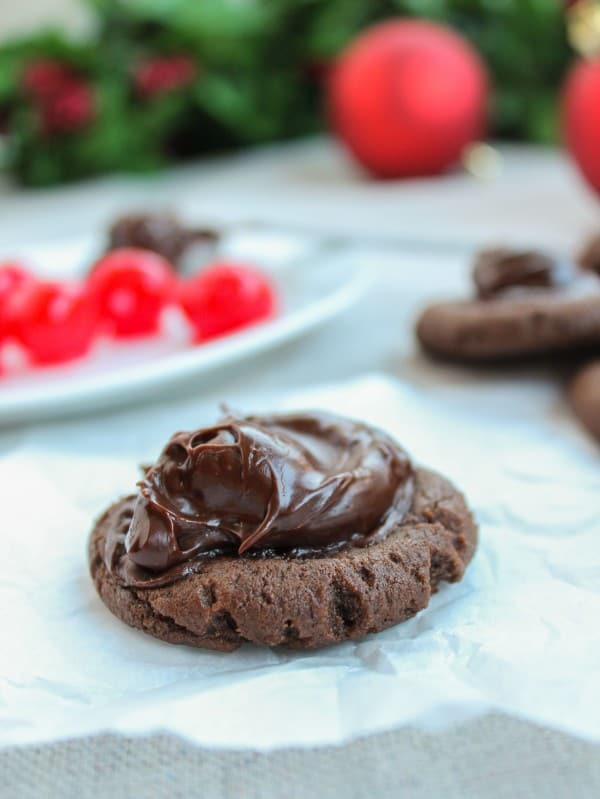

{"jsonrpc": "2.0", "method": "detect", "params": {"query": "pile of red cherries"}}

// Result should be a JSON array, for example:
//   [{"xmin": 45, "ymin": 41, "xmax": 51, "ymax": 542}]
[{"xmin": 0, "ymin": 249, "xmax": 276, "ymax": 374}]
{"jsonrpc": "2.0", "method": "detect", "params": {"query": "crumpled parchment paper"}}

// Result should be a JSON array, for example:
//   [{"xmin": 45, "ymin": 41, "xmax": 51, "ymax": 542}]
[{"xmin": 2, "ymin": 374, "xmax": 599, "ymax": 749}]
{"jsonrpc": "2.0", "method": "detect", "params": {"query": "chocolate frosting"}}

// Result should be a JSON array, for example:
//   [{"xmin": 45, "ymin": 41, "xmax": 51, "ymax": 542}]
[
  {"xmin": 473, "ymin": 248, "xmax": 573, "ymax": 299},
  {"xmin": 105, "ymin": 412, "xmax": 414, "ymax": 588}
]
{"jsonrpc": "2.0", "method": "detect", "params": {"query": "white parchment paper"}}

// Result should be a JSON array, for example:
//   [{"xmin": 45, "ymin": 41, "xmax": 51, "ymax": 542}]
[{"xmin": 2, "ymin": 374, "xmax": 600, "ymax": 749}]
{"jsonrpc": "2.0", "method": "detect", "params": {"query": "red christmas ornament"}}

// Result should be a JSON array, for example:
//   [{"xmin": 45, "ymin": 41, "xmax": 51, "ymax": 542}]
[
  {"xmin": 328, "ymin": 19, "xmax": 488, "ymax": 178},
  {"xmin": 562, "ymin": 1, "xmax": 600, "ymax": 195},
  {"xmin": 563, "ymin": 58, "xmax": 600, "ymax": 194},
  {"xmin": 134, "ymin": 55, "xmax": 197, "ymax": 98}
]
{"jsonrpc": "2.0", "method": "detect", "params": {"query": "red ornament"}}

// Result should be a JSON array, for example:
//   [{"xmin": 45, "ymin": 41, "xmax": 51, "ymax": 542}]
[
  {"xmin": 89, "ymin": 248, "xmax": 177, "ymax": 338},
  {"xmin": 563, "ymin": 57, "xmax": 600, "ymax": 195},
  {"xmin": 179, "ymin": 262, "xmax": 276, "ymax": 342},
  {"xmin": 12, "ymin": 281, "xmax": 100, "ymax": 365},
  {"xmin": 328, "ymin": 19, "xmax": 488, "ymax": 178},
  {"xmin": 134, "ymin": 56, "xmax": 197, "ymax": 98}
]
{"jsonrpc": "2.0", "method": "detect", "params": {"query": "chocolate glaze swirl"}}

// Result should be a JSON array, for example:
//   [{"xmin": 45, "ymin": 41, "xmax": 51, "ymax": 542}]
[{"xmin": 105, "ymin": 412, "xmax": 414, "ymax": 588}]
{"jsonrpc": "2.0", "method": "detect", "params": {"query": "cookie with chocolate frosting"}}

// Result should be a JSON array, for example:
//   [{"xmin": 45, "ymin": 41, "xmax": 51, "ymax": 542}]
[
  {"xmin": 578, "ymin": 233, "xmax": 600, "ymax": 276},
  {"xmin": 88, "ymin": 412, "xmax": 477, "ymax": 651},
  {"xmin": 569, "ymin": 360, "xmax": 600, "ymax": 441},
  {"xmin": 416, "ymin": 247, "xmax": 600, "ymax": 361},
  {"xmin": 106, "ymin": 211, "xmax": 219, "ymax": 269}
]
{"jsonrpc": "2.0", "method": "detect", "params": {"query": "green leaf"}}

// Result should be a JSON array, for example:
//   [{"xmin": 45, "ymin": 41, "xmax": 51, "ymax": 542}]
[{"xmin": 0, "ymin": 0, "xmax": 577, "ymax": 184}]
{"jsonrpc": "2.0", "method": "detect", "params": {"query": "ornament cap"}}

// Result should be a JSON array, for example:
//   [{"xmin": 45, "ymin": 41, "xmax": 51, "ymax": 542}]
[
  {"xmin": 462, "ymin": 142, "xmax": 502, "ymax": 181},
  {"xmin": 567, "ymin": 0, "xmax": 600, "ymax": 58}
]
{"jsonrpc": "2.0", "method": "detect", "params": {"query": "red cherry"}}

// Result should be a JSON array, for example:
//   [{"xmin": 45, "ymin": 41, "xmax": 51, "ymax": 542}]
[
  {"xmin": 89, "ymin": 248, "xmax": 176, "ymax": 338},
  {"xmin": 178, "ymin": 262, "xmax": 276, "ymax": 342},
  {"xmin": 0, "ymin": 262, "xmax": 36, "ymax": 341},
  {"xmin": 12, "ymin": 281, "xmax": 100, "ymax": 366}
]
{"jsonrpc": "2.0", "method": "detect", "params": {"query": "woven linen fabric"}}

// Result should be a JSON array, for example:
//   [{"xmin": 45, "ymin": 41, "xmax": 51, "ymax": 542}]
[{"xmin": 2, "ymin": 714, "xmax": 599, "ymax": 799}]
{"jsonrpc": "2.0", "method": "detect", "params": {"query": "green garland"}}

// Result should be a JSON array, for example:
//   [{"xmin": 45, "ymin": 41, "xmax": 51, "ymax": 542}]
[{"xmin": 0, "ymin": 0, "xmax": 572, "ymax": 186}]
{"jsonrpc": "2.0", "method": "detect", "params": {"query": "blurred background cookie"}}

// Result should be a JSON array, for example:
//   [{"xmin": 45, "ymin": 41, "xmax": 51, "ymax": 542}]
[
  {"xmin": 569, "ymin": 360, "xmax": 600, "ymax": 441},
  {"xmin": 106, "ymin": 211, "xmax": 220, "ymax": 272},
  {"xmin": 416, "ymin": 248, "xmax": 600, "ymax": 361}
]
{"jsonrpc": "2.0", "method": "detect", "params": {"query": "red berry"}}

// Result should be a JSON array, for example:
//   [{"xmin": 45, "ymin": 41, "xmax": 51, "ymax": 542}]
[
  {"xmin": 89, "ymin": 248, "xmax": 176, "ymax": 338},
  {"xmin": 0, "ymin": 262, "xmax": 36, "ymax": 341},
  {"xmin": 134, "ymin": 56, "xmax": 196, "ymax": 98},
  {"xmin": 328, "ymin": 20, "xmax": 488, "ymax": 177},
  {"xmin": 22, "ymin": 60, "xmax": 74, "ymax": 97},
  {"xmin": 40, "ymin": 80, "xmax": 95, "ymax": 135},
  {"xmin": 12, "ymin": 281, "xmax": 100, "ymax": 366},
  {"xmin": 178, "ymin": 262, "xmax": 276, "ymax": 342}
]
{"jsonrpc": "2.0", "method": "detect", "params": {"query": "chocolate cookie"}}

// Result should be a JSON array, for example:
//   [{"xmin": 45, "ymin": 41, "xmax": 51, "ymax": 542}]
[
  {"xmin": 569, "ymin": 360, "xmax": 600, "ymax": 441},
  {"xmin": 107, "ymin": 211, "xmax": 219, "ymax": 268},
  {"xmin": 578, "ymin": 233, "xmax": 600, "ymax": 276},
  {"xmin": 416, "ymin": 248, "xmax": 600, "ymax": 361},
  {"xmin": 88, "ymin": 412, "xmax": 477, "ymax": 651}
]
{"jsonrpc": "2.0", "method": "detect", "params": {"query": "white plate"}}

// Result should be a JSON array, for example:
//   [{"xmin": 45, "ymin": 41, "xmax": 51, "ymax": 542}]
[{"xmin": 0, "ymin": 228, "xmax": 369, "ymax": 425}]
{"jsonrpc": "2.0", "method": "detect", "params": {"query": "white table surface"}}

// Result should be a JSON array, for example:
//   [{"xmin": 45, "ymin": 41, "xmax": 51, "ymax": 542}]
[{"xmin": 1, "ymin": 137, "xmax": 599, "ymax": 254}]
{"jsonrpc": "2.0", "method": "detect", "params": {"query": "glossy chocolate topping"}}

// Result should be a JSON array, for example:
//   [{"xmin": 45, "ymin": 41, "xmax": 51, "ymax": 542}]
[
  {"xmin": 473, "ymin": 248, "xmax": 573, "ymax": 299},
  {"xmin": 105, "ymin": 412, "xmax": 414, "ymax": 587}
]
